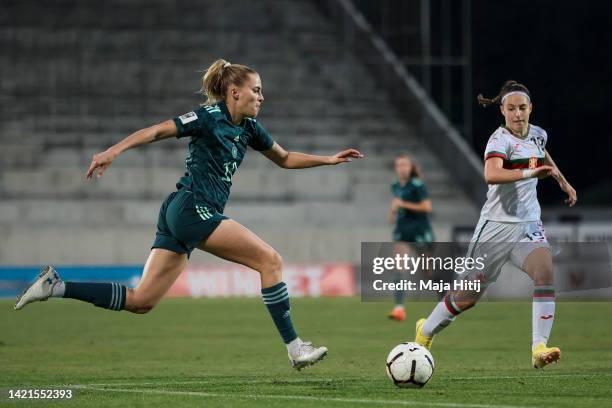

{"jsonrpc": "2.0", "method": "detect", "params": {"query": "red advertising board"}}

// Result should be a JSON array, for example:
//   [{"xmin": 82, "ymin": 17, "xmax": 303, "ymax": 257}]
[{"xmin": 166, "ymin": 263, "xmax": 355, "ymax": 298}]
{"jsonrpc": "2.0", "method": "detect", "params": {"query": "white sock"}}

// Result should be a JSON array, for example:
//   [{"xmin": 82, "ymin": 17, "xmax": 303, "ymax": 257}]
[
  {"xmin": 422, "ymin": 295, "xmax": 459, "ymax": 337},
  {"xmin": 51, "ymin": 281, "xmax": 65, "ymax": 297},
  {"xmin": 532, "ymin": 286, "xmax": 555, "ymax": 348},
  {"xmin": 287, "ymin": 337, "xmax": 303, "ymax": 355}
]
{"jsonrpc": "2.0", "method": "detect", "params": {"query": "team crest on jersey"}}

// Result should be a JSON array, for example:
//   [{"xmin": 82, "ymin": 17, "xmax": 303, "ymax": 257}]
[
  {"xmin": 529, "ymin": 156, "xmax": 538, "ymax": 169},
  {"xmin": 231, "ymin": 145, "xmax": 238, "ymax": 158},
  {"xmin": 179, "ymin": 111, "xmax": 197, "ymax": 124}
]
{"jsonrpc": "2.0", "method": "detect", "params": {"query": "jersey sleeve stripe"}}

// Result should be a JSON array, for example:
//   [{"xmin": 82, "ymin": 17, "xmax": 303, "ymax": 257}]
[{"xmin": 485, "ymin": 151, "xmax": 507, "ymax": 160}]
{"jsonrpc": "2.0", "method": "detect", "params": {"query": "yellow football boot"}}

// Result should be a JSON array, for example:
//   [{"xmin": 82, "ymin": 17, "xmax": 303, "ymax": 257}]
[
  {"xmin": 415, "ymin": 318, "xmax": 433, "ymax": 350},
  {"xmin": 532, "ymin": 343, "xmax": 561, "ymax": 369}
]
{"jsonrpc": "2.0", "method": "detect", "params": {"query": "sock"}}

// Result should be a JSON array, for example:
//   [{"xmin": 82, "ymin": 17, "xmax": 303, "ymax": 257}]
[
  {"xmin": 422, "ymin": 294, "xmax": 460, "ymax": 337},
  {"xmin": 51, "ymin": 281, "xmax": 65, "ymax": 297},
  {"xmin": 261, "ymin": 282, "xmax": 298, "ymax": 344},
  {"xmin": 64, "ymin": 282, "xmax": 126, "ymax": 311},
  {"xmin": 393, "ymin": 273, "xmax": 405, "ymax": 306},
  {"xmin": 532, "ymin": 285, "xmax": 555, "ymax": 348}
]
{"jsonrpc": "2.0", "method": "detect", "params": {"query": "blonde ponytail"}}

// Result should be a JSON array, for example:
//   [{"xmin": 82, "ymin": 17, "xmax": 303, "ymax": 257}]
[{"xmin": 200, "ymin": 59, "xmax": 257, "ymax": 105}]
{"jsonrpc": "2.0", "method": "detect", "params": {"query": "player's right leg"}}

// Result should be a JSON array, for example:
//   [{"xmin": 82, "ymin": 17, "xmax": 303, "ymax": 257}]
[
  {"xmin": 388, "ymin": 241, "xmax": 411, "ymax": 321},
  {"xmin": 14, "ymin": 249, "xmax": 187, "ymax": 313},
  {"xmin": 415, "ymin": 287, "xmax": 482, "ymax": 349},
  {"xmin": 415, "ymin": 220, "xmax": 512, "ymax": 349},
  {"xmin": 125, "ymin": 249, "xmax": 187, "ymax": 313},
  {"xmin": 199, "ymin": 219, "xmax": 327, "ymax": 370},
  {"xmin": 15, "ymin": 190, "xmax": 189, "ymax": 313}
]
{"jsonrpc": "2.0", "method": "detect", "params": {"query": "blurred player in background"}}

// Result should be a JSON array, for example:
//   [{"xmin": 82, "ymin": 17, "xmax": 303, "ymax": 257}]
[
  {"xmin": 387, "ymin": 154, "xmax": 434, "ymax": 321},
  {"xmin": 14, "ymin": 59, "xmax": 363, "ymax": 370},
  {"xmin": 414, "ymin": 80, "xmax": 577, "ymax": 368}
]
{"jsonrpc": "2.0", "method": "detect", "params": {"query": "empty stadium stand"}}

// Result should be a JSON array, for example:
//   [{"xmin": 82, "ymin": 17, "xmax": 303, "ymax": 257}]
[{"xmin": 0, "ymin": 0, "xmax": 478, "ymax": 265}]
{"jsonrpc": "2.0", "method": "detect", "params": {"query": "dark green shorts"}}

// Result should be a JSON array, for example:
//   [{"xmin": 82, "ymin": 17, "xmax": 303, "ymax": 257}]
[
  {"xmin": 152, "ymin": 190, "xmax": 227, "ymax": 256},
  {"xmin": 393, "ymin": 226, "xmax": 435, "ymax": 245}
]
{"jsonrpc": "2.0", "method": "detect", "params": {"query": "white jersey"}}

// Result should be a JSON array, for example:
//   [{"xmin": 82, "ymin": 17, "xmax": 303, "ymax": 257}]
[{"xmin": 480, "ymin": 125, "xmax": 547, "ymax": 222}]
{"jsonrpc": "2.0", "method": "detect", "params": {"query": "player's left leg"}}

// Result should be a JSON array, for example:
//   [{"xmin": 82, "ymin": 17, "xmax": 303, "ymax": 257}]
[
  {"xmin": 521, "ymin": 247, "xmax": 561, "ymax": 368},
  {"xmin": 198, "ymin": 219, "xmax": 327, "ymax": 370}
]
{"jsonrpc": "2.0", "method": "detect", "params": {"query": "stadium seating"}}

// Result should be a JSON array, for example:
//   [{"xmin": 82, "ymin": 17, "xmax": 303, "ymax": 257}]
[{"xmin": 0, "ymin": 0, "xmax": 478, "ymax": 264}]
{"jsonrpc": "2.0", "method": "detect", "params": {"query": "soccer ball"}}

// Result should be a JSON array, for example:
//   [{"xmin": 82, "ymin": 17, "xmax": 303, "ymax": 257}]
[{"xmin": 386, "ymin": 342, "xmax": 435, "ymax": 388}]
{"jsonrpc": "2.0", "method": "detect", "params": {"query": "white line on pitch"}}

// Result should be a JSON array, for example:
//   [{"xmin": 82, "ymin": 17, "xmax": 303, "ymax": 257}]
[
  {"xmin": 79, "ymin": 378, "xmax": 336, "ymax": 387},
  {"xmin": 453, "ymin": 373, "xmax": 612, "ymax": 380},
  {"xmin": 73, "ymin": 385, "xmax": 539, "ymax": 408},
  {"xmin": 75, "ymin": 372, "xmax": 611, "ymax": 388}
]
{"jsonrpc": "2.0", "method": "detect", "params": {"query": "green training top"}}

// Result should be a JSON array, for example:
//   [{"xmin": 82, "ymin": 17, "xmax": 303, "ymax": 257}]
[
  {"xmin": 172, "ymin": 101, "xmax": 274, "ymax": 213},
  {"xmin": 391, "ymin": 177, "xmax": 432, "ymax": 231}
]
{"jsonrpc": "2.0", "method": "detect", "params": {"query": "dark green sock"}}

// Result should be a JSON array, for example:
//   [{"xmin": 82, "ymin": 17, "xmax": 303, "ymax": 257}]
[
  {"xmin": 261, "ymin": 282, "xmax": 298, "ymax": 344},
  {"xmin": 393, "ymin": 273, "xmax": 405, "ymax": 306},
  {"xmin": 64, "ymin": 282, "xmax": 126, "ymax": 311}
]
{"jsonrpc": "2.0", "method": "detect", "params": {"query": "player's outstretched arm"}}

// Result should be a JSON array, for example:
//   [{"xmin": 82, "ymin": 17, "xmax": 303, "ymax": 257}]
[
  {"xmin": 86, "ymin": 120, "xmax": 178, "ymax": 179},
  {"xmin": 261, "ymin": 142, "xmax": 364, "ymax": 169},
  {"xmin": 544, "ymin": 149, "xmax": 577, "ymax": 207}
]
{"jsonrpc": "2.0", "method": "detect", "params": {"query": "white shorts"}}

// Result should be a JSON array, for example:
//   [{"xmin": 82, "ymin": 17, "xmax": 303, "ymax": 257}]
[{"xmin": 463, "ymin": 218, "xmax": 550, "ymax": 285}]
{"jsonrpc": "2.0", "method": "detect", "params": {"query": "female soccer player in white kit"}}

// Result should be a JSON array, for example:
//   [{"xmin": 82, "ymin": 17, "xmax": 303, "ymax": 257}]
[{"xmin": 414, "ymin": 80, "xmax": 577, "ymax": 369}]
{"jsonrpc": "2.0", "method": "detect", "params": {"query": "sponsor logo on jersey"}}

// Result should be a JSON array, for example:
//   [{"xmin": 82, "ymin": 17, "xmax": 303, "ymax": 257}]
[
  {"xmin": 529, "ymin": 156, "xmax": 538, "ymax": 169},
  {"xmin": 179, "ymin": 111, "xmax": 198, "ymax": 124}
]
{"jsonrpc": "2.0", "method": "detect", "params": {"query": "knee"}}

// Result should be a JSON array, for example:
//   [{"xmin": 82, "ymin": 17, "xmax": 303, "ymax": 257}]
[
  {"xmin": 132, "ymin": 304, "xmax": 155, "ymax": 314},
  {"xmin": 125, "ymin": 289, "xmax": 157, "ymax": 314},
  {"xmin": 532, "ymin": 266, "xmax": 554, "ymax": 286},
  {"xmin": 456, "ymin": 298, "xmax": 477, "ymax": 312},
  {"xmin": 261, "ymin": 250, "xmax": 283, "ymax": 281},
  {"xmin": 452, "ymin": 291, "xmax": 480, "ymax": 312}
]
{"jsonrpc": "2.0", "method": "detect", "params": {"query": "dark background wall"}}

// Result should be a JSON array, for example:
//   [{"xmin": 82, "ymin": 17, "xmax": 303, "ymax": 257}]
[
  {"xmin": 353, "ymin": 0, "xmax": 612, "ymax": 206},
  {"xmin": 472, "ymin": 1, "xmax": 611, "ymax": 206}
]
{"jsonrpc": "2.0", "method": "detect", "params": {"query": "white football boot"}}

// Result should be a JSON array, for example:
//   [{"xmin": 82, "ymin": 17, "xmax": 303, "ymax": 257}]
[
  {"xmin": 14, "ymin": 266, "xmax": 62, "ymax": 310},
  {"xmin": 288, "ymin": 340, "xmax": 328, "ymax": 371}
]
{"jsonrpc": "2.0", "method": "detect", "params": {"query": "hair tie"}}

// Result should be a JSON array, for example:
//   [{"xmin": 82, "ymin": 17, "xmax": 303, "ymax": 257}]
[{"xmin": 223, "ymin": 62, "xmax": 231, "ymax": 68}]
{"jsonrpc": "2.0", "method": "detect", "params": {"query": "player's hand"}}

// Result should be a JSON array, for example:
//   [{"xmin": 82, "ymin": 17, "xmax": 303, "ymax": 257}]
[
  {"xmin": 390, "ymin": 198, "xmax": 404, "ymax": 211},
  {"xmin": 86, "ymin": 148, "xmax": 118, "ymax": 179},
  {"xmin": 532, "ymin": 165, "xmax": 555, "ymax": 179},
  {"xmin": 559, "ymin": 180, "xmax": 577, "ymax": 207},
  {"xmin": 328, "ymin": 148, "xmax": 364, "ymax": 165}
]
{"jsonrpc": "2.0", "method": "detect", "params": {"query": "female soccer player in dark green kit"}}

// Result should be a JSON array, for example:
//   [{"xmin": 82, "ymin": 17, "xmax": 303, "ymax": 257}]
[
  {"xmin": 387, "ymin": 154, "xmax": 434, "ymax": 321},
  {"xmin": 15, "ymin": 59, "xmax": 363, "ymax": 370}
]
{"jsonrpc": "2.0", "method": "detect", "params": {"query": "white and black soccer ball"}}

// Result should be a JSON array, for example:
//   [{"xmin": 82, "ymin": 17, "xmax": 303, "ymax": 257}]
[{"xmin": 386, "ymin": 342, "xmax": 435, "ymax": 388}]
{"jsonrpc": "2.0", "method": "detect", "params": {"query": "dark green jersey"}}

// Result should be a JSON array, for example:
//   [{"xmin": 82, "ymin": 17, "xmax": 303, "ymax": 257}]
[
  {"xmin": 172, "ymin": 101, "xmax": 274, "ymax": 213},
  {"xmin": 391, "ymin": 177, "xmax": 432, "ymax": 231}
]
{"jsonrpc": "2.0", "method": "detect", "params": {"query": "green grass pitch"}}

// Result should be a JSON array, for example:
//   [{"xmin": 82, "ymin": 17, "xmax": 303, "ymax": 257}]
[{"xmin": 1, "ymin": 297, "xmax": 611, "ymax": 407}]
